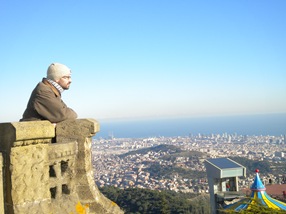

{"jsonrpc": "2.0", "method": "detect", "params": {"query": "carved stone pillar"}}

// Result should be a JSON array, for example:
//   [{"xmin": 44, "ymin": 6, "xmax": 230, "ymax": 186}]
[
  {"xmin": 56, "ymin": 119, "xmax": 123, "ymax": 214},
  {"xmin": 0, "ymin": 153, "xmax": 4, "ymax": 214},
  {"xmin": 0, "ymin": 121, "xmax": 55, "ymax": 214}
]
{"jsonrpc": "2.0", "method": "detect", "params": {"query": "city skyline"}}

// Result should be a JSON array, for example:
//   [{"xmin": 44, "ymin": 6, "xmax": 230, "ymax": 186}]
[{"xmin": 1, "ymin": 0, "xmax": 286, "ymax": 123}]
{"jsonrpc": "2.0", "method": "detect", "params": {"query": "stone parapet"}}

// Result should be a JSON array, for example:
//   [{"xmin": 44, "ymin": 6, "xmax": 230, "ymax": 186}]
[
  {"xmin": 0, "ymin": 119, "xmax": 123, "ymax": 214},
  {"xmin": 0, "ymin": 153, "xmax": 4, "ymax": 214}
]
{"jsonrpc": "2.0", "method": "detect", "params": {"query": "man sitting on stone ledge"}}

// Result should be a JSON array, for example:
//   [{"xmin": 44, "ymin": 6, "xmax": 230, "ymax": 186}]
[{"xmin": 20, "ymin": 62, "xmax": 78, "ymax": 123}]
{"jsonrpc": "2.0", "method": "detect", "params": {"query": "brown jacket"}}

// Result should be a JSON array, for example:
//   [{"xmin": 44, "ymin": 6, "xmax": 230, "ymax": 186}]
[{"xmin": 20, "ymin": 78, "xmax": 78, "ymax": 123}]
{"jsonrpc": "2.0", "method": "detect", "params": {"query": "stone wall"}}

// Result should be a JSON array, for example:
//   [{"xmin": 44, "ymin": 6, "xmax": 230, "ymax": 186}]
[
  {"xmin": 0, "ymin": 153, "xmax": 4, "ymax": 214},
  {"xmin": 0, "ymin": 119, "xmax": 123, "ymax": 214}
]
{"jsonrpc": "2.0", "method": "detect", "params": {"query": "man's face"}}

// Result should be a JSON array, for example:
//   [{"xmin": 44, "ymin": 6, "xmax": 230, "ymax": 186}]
[{"xmin": 56, "ymin": 73, "xmax": 72, "ymax": 90}]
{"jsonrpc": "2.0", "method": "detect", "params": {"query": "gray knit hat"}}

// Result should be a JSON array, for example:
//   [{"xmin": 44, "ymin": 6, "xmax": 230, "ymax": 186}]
[{"xmin": 47, "ymin": 63, "xmax": 71, "ymax": 81}]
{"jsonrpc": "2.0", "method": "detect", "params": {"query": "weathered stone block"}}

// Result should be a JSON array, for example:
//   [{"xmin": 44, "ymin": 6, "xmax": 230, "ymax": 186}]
[
  {"xmin": 0, "ymin": 121, "xmax": 55, "ymax": 149},
  {"xmin": 10, "ymin": 144, "xmax": 50, "ymax": 204},
  {"xmin": 0, "ymin": 153, "xmax": 4, "ymax": 214}
]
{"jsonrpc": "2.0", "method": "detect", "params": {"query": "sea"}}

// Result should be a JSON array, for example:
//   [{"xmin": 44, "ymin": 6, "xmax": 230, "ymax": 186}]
[{"xmin": 94, "ymin": 113, "xmax": 286, "ymax": 139}]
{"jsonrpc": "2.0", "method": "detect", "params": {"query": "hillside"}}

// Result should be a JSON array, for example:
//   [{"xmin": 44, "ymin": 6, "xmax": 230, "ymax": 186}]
[
  {"xmin": 119, "ymin": 144, "xmax": 184, "ymax": 158},
  {"xmin": 119, "ymin": 144, "xmax": 207, "ymax": 180},
  {"xmin": 230, "ymin": 156, "xmax": 286, "ymax": 175},
  {"xmin": 99, "ymin": 186, "xmax": 211, "ymax": 214},
  {"xmin": 145, "ymin": 162, "xmax": 206, "ymax": 180}
]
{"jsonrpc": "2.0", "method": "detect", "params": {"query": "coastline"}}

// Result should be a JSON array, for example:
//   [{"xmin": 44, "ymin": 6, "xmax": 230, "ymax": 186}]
[{"xmin": 94, "ymin": 113, "xmax": 286, "ymax": 139}]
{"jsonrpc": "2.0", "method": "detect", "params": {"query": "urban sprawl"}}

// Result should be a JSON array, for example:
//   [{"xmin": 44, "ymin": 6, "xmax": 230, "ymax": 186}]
[{"xmin": 92, "ymin": 133, "xmax": 286, "ymax": 194}]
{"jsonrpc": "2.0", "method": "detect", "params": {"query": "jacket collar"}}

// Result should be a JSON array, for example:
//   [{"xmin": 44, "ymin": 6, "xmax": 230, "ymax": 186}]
[{"xmin": 42, "ymin": 78, "xmax": 61, "ymax": 97}]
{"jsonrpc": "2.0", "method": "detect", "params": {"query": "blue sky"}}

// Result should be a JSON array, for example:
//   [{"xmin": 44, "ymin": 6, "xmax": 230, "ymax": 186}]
[{"xmin": 1, "ymin": 0, "xmax": 285, "ymax": 122}]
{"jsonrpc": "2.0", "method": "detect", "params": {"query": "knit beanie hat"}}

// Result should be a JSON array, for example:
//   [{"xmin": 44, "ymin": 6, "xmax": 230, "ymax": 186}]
[{"xmin": 47, "ymin": 63, "xmax": 71, "ymax": 81}]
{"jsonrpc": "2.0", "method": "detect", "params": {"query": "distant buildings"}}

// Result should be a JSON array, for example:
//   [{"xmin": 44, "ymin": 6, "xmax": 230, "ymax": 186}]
[{"xmin": 92, "ymin": 133, "xmax": 286, "ymax": 195}]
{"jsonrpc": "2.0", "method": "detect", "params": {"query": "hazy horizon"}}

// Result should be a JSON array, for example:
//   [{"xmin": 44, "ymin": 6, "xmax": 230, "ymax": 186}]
[{"xmin": 95, "ymin": 112, "xmax": 286, "ymax": 138}]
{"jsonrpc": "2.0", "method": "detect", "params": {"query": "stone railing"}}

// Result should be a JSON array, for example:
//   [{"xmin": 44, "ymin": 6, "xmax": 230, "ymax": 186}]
[
  {"xmin": 0, "ymin": 119, "xmax": 123, "ymax": 214},
  {"xmin": 0, "ymin": 153, "xmax": 4, "ymax": 214}
]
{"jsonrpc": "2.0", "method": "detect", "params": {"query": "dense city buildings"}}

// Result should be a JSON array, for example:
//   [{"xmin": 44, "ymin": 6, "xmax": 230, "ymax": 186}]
[{"xmin": 92, "ymin": 133, "xmax": 286, "ymax": 195}]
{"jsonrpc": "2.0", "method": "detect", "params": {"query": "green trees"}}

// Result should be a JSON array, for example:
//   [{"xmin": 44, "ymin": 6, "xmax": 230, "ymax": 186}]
[
  {"xmin": 146, "ymin": 162, "xmax": 206, "ymax": 180},
  {"xmin": 100, "ymin": 186, "xmax": 210, "ymax": 214},
  {"xmin": 230, "ymin": 157, "xmax": 272, "ymax": 174}
]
